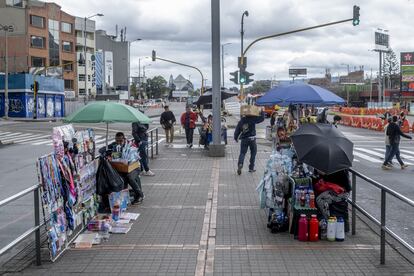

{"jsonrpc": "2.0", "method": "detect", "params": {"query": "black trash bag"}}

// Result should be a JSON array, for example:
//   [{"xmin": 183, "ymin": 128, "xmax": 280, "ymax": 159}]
[{"xmin": 96, "ymin": 157, "xmax": 124, "ymax": 195}]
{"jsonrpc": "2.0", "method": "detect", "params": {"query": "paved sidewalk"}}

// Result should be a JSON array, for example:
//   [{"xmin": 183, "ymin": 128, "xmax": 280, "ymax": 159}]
[{"xmin": 11, "ymin": 134, "xmax": 414, "ymax": 275}]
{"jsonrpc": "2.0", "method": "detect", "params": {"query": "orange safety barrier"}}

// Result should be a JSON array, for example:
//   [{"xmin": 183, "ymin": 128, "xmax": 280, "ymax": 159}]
[
  {"xmin": 401, "ymin": 119, "xmax": 410, "ymax": 133},
  {"xmin": 412, "ymin": 122, "xmax": 414, "ymax": 133},
  {"xmin": 352, "ymin": 117, "xmax": 362, "ymax": 128}
]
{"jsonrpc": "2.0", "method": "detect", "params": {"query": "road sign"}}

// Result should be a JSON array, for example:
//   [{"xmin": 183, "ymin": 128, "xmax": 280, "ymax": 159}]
[
  {"xmin": 289, "ymin": 68, "xmax": 307, "ymax": 76},
  {"xmin": 375, "ymin": 31, "xmax": 389, "ymax": 51}
]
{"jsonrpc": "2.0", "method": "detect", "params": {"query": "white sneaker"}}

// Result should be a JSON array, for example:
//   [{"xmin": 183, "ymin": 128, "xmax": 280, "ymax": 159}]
[{"xmin": 144, "ymin": 170, "xmax": 155, "ymax": 176}]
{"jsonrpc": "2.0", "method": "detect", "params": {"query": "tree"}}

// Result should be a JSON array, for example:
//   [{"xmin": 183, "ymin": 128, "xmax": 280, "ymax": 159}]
[
  {"xmin": 382, "ymin": 48, "xmax": 400, "ymax": 89},
  {"xmin": 130, "ymin": 83, "xmax": 138, "ymax": 99},
  {"xmin": 145, "ymin": 75, "xmax": 168, "ymax": 98},
  {"xmin": 246, "ymin": 80, "xmax": 271, "ymax": 93}
]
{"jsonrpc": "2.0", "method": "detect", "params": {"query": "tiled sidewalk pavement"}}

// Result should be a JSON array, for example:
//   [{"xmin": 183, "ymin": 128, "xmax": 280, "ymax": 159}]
[{"xmin": 14, "ymin": 134, "xmax": 414, "ymax": 276}]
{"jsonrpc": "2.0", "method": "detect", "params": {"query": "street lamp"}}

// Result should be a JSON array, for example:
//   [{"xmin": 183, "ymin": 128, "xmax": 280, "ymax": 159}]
[
  {"xmin": 129, "ymin": 39, "xmax": 143, "ymax": 99},
  {"xmin": 0, "ymin": 24, "xmax": 13, "ymax": 119},
  {"xmin": 240, "ymin": 11, "xmax": 249, "ymax": 98},
  {"xmin": 221, "ymin": 42, "xmax": 231, "ymax": 87},
  {"xmin": 84, "ymin": 13, "xmax": 103, "ymax": 102}
]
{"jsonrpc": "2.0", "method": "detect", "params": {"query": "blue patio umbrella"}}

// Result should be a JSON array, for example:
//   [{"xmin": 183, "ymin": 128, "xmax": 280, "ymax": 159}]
[{"xmin": 256, "ymin": 83, "xmax": 345, "ymax": 106}]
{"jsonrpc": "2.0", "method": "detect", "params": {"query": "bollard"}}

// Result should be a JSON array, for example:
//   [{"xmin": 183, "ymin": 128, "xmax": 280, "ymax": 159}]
[
  {"xmin": 151, "ymin": 131, "xmax": 154, "ymax": 159},
  {"xmin": 156, "ymin": 128, "xmax": 159, "ymax": 155}
]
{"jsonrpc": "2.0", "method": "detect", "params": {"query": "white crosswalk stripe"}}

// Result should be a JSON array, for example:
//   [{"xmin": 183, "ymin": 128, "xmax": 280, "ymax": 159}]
[
  {"xmin": 1, "ymin": 133, "xmax": 38, "ymax": 142},
  {"xmin": 353, "ymin": 151, "xmax": 382, "ymax": 163},
  {"xmin": 0, "ymin": 132, "xmax": 22, "ymax": 139},
  {"xmin": 2, "ymin": 134, "xmax": 50, "ymax": 143}
]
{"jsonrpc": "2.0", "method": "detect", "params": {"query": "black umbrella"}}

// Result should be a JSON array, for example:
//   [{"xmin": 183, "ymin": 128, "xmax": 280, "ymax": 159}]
[
  {"xmin": 290, "ymin": 123, "xmax": 354, "ymax": 174},
  {"xmin": 194, "ymin": 88, "xmax": 238, "ymax": 105}
]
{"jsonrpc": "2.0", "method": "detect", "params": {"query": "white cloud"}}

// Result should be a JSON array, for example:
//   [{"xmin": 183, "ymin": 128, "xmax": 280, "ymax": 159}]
[{"xmin": 49, "ymin": 0, "xmax": 414, "ymax": 88}]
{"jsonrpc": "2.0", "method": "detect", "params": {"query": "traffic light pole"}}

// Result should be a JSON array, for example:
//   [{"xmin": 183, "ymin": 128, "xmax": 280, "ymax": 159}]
[
  {"xmin": 152, "ymin": 56, "xmax": 205, "ymax": 95},
  {"xmin": 239, "ymin": 17, "xmax": 357, "ymax": 96}
]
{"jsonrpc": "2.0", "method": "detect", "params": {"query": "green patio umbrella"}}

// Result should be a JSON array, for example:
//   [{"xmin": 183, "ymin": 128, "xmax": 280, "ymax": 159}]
[{"xmin": 64, "ymin": 101, "xmax": 151, "ymax": 148}]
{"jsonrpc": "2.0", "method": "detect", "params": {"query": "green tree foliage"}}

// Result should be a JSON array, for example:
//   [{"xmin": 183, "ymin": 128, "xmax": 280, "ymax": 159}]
[{"xmin": 145, "ymin": 76, "xmax": 168, "ymax": 98}]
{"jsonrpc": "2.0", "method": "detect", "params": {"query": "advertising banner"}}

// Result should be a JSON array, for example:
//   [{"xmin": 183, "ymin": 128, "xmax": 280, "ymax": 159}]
[{"xmin": 401, "ymin": 52, "xmax": 414, "ymax": 92}]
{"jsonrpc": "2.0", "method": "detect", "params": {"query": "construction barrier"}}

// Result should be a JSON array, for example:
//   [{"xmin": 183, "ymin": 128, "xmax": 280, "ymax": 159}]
[{"xmin": 338, "ymin": 115, "xmax": 411, "ymax": 133}]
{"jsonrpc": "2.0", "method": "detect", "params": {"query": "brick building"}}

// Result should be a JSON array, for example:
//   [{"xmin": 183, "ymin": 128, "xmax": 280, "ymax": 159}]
[{"xmin": 0, "ymin": 0, "xmax": 77, "ymax": 95}]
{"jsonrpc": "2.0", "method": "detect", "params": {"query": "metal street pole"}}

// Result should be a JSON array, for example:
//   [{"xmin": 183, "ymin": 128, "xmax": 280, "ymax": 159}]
[
  {"xmin": 4, "ymin": 27, "xmax": 9, "ymax": 119},
  {"xmin": 379, "ymin": 51, "xmax": 382, "ymax": 103},
  {"xmin": 240, "ymin": 11, "xmax": 248, "ymax": 99},
  {"xmin": 211, "ymin": 0, "xmax": 222, "ymax": 153}
]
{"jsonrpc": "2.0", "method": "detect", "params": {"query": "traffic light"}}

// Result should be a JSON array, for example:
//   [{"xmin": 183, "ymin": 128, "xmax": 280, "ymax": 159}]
[
  {"xmin": 230, "ymin": 70, "xmax": 239, "ymax": 84},
  {"xmin": 352, "ymin": 5, "xmax": 360, "ymax": 26},
  {"xmin": 31, "ymin": 81, "xmax": 39, "ymax": 94},
  {"xmin": 152, "ymin": 50, "xmax": 156, "ymax": 61},
  {"xmin": 244, "ymin": 71, "xmax": 254, "ymax": 85}
]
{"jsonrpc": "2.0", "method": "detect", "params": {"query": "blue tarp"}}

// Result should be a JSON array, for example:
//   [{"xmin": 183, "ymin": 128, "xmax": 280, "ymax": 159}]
[{"xmin": 256, "ymin": 83, "xmax": 345, "ymax": 106}]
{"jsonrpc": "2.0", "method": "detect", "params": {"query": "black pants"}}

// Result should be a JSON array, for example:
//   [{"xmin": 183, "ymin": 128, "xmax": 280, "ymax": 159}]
[
  {"xmin": 238, "ymin": 138, "xmax": 257, "ymax": 170},
  {"xmin": 185, "ymin": 128, "xmax": 194, "ymax": 145},
  {"xmin": 121, "ymin": 169, "xmax": 144, "ymax": 199}
]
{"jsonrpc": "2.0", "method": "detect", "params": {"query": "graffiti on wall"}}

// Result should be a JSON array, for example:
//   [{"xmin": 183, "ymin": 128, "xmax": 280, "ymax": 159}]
[
  {"xmin": 47, "ymin": 98, "xmax": 54, "ymax": 117},
  {"xmin": 10, "ymin": 99, "xmax": 24, "ymax": 113}
]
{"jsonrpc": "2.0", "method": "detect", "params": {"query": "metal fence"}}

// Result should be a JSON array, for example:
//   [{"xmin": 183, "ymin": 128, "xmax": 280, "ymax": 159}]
[
  {"xmin": 0, "ymin": 127, "xmax": 162, "ymax": 267},
  {"xmin": 0, "ymin": 185, "xmax": 42, "ymax": 266},
  {"xmin": 348, "ymin": 168, "xmax": 414, "ymax": 264}
]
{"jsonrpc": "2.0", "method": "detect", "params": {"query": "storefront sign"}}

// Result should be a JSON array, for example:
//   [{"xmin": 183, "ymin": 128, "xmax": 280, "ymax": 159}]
[{"xmin": 401, "ymin": 52, "xmax": 414, "ymax": 92}]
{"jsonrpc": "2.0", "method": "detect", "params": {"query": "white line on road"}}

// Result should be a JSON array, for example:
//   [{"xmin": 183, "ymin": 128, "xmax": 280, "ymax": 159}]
[
  {"xmin": 1, "ymin": 133, "xmax": 35, "ymax": 142},
  {"xmin": 353, "ymin": 151, "xmax": 382, "ymax": 163},
  {"xmin": 31, "ymin": 139, "xmax": 54, "ymax": 145},
  {"xmin": 3, "ymin": 134, "xmax": 50, "ymax": 143},
  {"xmin": 374, "ymin": 148, "xmax": 414, "ymax": 161},
  {"xmin": 0, "ymin": 132, "xmax": 22, "ymax": 139}
]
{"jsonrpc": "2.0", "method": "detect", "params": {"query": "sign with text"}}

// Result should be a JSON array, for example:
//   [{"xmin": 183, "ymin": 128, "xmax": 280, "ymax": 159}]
[
  {"xmin": 289, "ymin": 68, "xmax": 307, "ymax": 76},
  {"xmin": 172, "ymin": 90, "xmax": 188, "ymax": 98},
  {"xmin": 375, "ymin": 31, "xmax": 389, "ymax": 51},
  {"xmin": 401, "ymin": 52, "xmax": 414, "ymax": 92}
]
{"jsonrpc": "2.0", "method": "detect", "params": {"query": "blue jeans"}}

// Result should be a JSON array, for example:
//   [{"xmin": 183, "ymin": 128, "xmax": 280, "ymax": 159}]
[
  {"xmin": 139, "ymin": 141, "xmax": 150, "ymax": 172},
  {"xmin": 385, "ymin": 145, "xmax": 391, "ymax": 163},
  {"xmin": 238, "ymin": 138, "xmax": 257, "ymax": 170},
  {"xmin": 384, "ymin": 143, "xmax": 404, "ymax": 166}
]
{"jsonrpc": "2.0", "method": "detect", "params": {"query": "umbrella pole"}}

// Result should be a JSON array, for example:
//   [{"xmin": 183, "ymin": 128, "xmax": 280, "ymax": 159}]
[{"xmin": 106, "ymin": 122, "xmax": 109, "ymax": 150}]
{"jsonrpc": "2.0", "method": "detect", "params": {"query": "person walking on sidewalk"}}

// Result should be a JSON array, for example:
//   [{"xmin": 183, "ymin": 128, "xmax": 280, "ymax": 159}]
[
  {"xmin": 382, "ymin": 115, "xmax": 412, "ymax": 170},
  {"xmin": 132, "ymin": 122, "xmax": 155, "ymax": 176},
  {"xmin": 234, "ymin": 112, "xmax": 265, "ymax": 175},
  {"xmin": 180, "ymin": 105, "xmax": 198, "ymax": 148},
  {"xmin": 383, "ymin": 117, "xmax": 393, "ymax": 166},
  {"xmin": 160, "ymin": 105, "xmax": 176, "ymax": 147}
]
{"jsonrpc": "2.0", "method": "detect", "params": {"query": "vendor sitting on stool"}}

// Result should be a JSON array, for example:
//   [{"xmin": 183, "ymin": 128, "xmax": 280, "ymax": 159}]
[{"xmin": 99, "ymin": 132, "xmax": 144, "ymax": 204}]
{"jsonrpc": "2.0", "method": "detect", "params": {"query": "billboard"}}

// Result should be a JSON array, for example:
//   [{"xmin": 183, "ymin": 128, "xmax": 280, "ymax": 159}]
[
  {"xmin": 375, "ymin": 31, "xmax": 389, "ymax": 51},
  {"xmin": 289, "ymin": 68, "xmax": 307, "ymax": 76},
  {"xmin": 104, "ymin": 51, "xmax": 114, "ymax": 88},
  {"xmin": 172, "ymin": 90, "xmax": 188, "ymax": 98},
  {"xmin": 401, "ymin": 52, "xmax": 414, "ymax": 92}
]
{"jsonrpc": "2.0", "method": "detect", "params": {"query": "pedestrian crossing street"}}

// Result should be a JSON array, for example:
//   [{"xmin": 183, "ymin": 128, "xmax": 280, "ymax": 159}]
[{"xmin": 2, "ymin": 129, "xmax": 414, "ymax": 166}]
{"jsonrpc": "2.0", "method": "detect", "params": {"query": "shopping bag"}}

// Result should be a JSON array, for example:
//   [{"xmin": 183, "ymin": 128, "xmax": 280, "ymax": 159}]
[{"xmin": 96, "ymin": 157, "xmax": 124, "ymax": 195}]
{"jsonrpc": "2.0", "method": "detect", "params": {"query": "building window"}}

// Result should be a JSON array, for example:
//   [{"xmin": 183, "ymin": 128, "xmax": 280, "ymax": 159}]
[
  {"xmin": 62, "ymin": 41, "xmax": 73, "ymax": 52},
  {"xmin": 48, "ymin": 19, "xmax": 60, "ymax": 66},
  {"xmin": 30, "ymin": 15, "xmax": 44, "ymax": 28},
  {"xmin": 30, "ymin": 36, "xmax": 45, "ymax": 48},
  {"xmin": 61, "ymin": 22, "xmax": 72, "ymax": 33},
  {"xmin": 64, "ymin": 79, "xmax": 73, "ymax": 89},
  {"xmin": 79, "ymin": 74, "xmax": 85, "ymax": 81},
  {"xmin": 31, "ymin": 56, "xmax": 45, "ymax": 67},
  {"xmin": 79, "ymin": 89, "xmax": 86, "ymax": 95},
  {"xmin": 62, "ymin": 60, "xmax": 73, "ymax": 72},
  {"xmin": 6, "ymin": 0, "xmax": 23, "ymax": 7}
]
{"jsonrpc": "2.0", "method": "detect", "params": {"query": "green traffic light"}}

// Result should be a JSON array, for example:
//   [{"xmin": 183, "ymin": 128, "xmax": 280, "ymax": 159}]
[
  {"xmin": 240, "ymin": 76, "xmax": 246, "ymax": 84},
  {"xmin": 352, "ymin": 19, "xmax": 360, "ymax": 26}
]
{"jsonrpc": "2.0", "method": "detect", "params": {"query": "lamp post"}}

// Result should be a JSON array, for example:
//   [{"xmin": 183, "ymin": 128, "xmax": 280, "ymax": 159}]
[
  {"xmin": 240, "ymin": 11, "xmax": 248, "ymax": 98},
  {"xmin": 221, "ymin": 42, "xmax": 231, "ymax": 88},
  {"xmin": 130, "ymin": 40, "xmax": 143, "ymax": 99},
  {"xmin": 84, "ymin": 13, "xmax": 103, "ymax": 103},
  {"xmin": 1, "ymin": 24, "xmax": 13, "ymax": 119}
]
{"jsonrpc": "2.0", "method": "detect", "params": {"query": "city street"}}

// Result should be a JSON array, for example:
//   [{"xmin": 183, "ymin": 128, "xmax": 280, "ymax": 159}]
[{"xmin": 1, "ymin": 108, "xmax": 414, "ymax": 252}]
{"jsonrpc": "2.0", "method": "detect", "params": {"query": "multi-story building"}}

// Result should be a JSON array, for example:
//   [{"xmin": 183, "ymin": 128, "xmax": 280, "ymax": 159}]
[
  {"xmin": 95, "ymin": 29, "xmax": 129, "ymax": 95},
  {"xmin": 75, "ymin": 17, "xmax": 96, "ymax": 98},
  {"xmin": 0, "ymin": 0, "xmax": 77, "ymax": 96}
]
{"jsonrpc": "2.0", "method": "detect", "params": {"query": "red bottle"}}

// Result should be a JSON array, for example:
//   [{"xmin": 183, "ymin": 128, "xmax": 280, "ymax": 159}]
[
  {"xmin": 298, "ymin": 214, "xmax": 308, "ymax": 241},
  {"xmin": 309, "ymin": 214, "xmax": 319, "ymax": 242}
]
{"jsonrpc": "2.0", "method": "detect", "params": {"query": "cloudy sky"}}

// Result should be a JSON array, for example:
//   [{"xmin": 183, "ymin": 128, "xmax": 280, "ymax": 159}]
[{"xmin": 50, "ymin": 0, "xmax": 414, "ymax": 89}]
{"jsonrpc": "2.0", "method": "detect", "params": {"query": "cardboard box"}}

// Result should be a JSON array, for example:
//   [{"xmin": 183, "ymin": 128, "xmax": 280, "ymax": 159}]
[
  {"xmin": 110, "ymin": 161, "xmax": 140, "ymax": 173},
  {"xmin": 240, "ymin": 105, "xmax": 261, "ymax": 116}
]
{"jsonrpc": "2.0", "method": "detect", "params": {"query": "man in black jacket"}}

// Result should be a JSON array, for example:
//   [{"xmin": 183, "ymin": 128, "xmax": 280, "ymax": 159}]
[
  {"xmin": 382, "ymin": 115, "xmax": 412, "ymax": 170},
  {"xmin": 132, "ymin": 122, "xmax": 155, "ymax": 176},
  {"xmin": 160, "ymin": 105, "xmax": 176, "ymax": 147},
  {"xmin": 234, "ymin": 112, "xmax": 265, "ymax": 175}
]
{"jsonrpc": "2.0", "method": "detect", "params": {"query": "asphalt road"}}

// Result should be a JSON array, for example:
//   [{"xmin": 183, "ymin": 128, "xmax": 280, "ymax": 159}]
[{"xmin": 1, "ymin": 105, "xmax": 413, "ymax": 252}]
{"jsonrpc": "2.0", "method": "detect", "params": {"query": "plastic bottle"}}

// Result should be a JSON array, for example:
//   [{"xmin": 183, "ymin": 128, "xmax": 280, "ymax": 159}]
[
  {"xmin": 300, "ymin": 190, "xmax": 306, "ymax": 207},
  {"xmin": 327, "ymin": 216, "xmax": 337, "ymax": 242},
  {"xmin": 298, "ymin": 214, "xmax": 308, "ymax": 241},
  {"xmin": 319, "ymin": 218, "xmax": 328, "ymax": 240},
  {"xmin": 112, "ymin": 203, "xmax": 120, "ymax": 221},
  {"xmin": 305, "ymin": 193, "xmax": 310, "ymax": 208},
  {"xmin": 309, "ymin": 215, "xmax": 319, "ymax": 242},
  {"xmin": 335, "ymin": 217, "xmax": 345, "ymax": 242},
  {"xmin": 309, "ymin": 190, "xmax": 315, "ymax": 208},
  {"xmin": 294, "ymin": 189, "xmax": 300, "ymax": 206}
]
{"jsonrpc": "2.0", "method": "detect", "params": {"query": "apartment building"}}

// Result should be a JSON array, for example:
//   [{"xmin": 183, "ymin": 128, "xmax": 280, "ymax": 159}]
[
  {"xmin": 0, "ymin": 0, "xmax": 77, "ymax": 96},
  {"xmin": 75, "ymin": 17, "xmax": 96, "ymax": 97}
]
